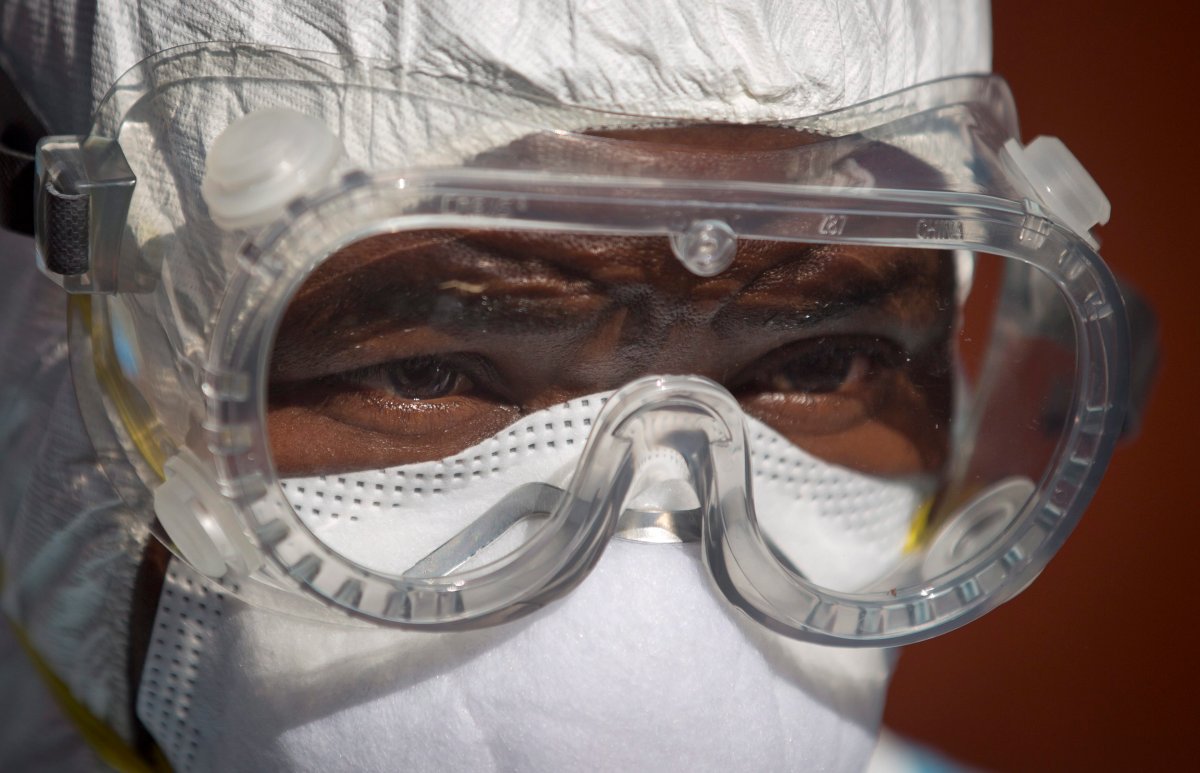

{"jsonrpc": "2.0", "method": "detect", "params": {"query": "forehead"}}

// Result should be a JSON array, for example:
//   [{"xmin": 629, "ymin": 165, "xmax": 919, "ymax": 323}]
[
  {"xmin": 289, "ymin": 229, "xmax": 944, "ymax": 310},
  {"xmin": 466, "ymin": 122, "xmax": 946, "ymax": 188},
  {"xmin": 291, "ymin": 122, "xmax": 949, "ymax": 292},
  {"xmin": 284, "ymin": 124, "xmax": 954, "ymax": 332}
]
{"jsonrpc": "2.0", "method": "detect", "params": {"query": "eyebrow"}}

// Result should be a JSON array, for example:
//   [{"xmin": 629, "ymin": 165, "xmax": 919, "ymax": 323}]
[
  {"xmin": 282, "ymin": 236, "xmax": 610, "ymax": 333},
  {"xmin": 273, "ymin": 231, "xmax": 946, "ymax": 377},
  {"xmin": 278, "ymin": 232, "xmax": 825, "ymax": 345},
  {"xmin": 716, "ymin": 259, "xmax": 949, "ymax": 354}
]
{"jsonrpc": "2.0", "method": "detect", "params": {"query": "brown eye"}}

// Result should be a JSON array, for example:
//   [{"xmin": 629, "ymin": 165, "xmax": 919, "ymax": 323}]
[
  {"xmin": 741, "ymin": 336, "xmax": 897, "ymax": 398},
  {"xmin": 770, "ymin": 342, "xmax": 872, "ymax": 394},
  {"xmin": 344, "ymin": 356, "xmax": 471, "ymax": 400},
  {"xmin": 731, "ymin": 335, "xmax": 935, "ymax": 476}
]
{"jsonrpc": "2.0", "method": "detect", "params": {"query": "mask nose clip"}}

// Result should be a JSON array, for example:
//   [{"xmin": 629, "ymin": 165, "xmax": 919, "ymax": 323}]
[
  {"xmin": 617, "ymin": 466, "xmax": 703, "ymax": 544},
  {"xmin": 614, "ymin": 417, "xmax": 715, "ymax": 542},
  {"xmin": 387, "ymin": 376, "xmax": 765, "ymax": 628},
  {"xmin": 605, "ymin": 380, "xmax": 747, "ymax": 545},
  {"xmin": 401, "ymin": 377, "xmax": 743, "ymax": 579}
]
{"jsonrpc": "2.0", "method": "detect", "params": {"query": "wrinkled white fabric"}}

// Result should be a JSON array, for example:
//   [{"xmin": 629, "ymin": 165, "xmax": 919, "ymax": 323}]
[
  {"xmin": 0, "ymin": 1, "xmax": 990, "ymax": 135},
  {"xmin": 0, "ymin": 230, "xmax": 113, "ymax": 773},
  {"xmin": 141, "ymin": 544, "xmax": 894, "ymax": 773},
  {"xmin": 0, "ymin": 0, "xmax": 991, "ymax": 769},
  {"xmin": 0, "ymin": 618, "xmax": 105, "ymax": 772},
  {"xmin": 281, "ymin": 392, "xmax": 925, "ymax": 591}
]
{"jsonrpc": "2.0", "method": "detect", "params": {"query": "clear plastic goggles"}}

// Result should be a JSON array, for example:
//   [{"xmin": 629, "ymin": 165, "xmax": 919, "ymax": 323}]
[{"xmin": 36, "ymin": 43, "xmax": 1129, "ymax": 645}]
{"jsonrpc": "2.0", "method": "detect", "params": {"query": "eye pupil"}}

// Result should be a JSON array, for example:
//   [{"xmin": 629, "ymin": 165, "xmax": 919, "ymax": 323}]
[{"xmin": 384, "ymin": 356, "xmax": 459, "ymax": 399}]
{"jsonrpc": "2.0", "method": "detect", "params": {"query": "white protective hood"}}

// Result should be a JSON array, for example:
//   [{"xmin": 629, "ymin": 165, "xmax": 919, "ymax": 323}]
[
  {"xmin": 1, "ymin": 1, "xmax": 989, "ymax": 133},
  {"xmin": 0, "ymin": 1, "xmax": 990, "ymax": 771}
]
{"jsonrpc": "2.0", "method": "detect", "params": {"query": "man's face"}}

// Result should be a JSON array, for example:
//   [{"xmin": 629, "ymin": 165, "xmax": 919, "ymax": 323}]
[{"xmin": 265, "ymin": 127, "xmax": 957, "ymax": 482}]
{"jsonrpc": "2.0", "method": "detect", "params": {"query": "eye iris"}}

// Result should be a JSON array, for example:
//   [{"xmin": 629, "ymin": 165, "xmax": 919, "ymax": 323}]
[
  {"xmin": 384, "ymin": 356, "xmax": 459, "ymax": 399},
  {"xmin": 773, "ymin": 344, "xmax": 867, "ymax": 394}
]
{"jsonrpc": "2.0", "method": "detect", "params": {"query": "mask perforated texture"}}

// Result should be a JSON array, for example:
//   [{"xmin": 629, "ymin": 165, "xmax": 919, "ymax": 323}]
[
  {"xmin": 136, "ymin": 565, "xmax": 227, "ymax": 772},
  {"xmin": 279, "ymin": 395, "xmax": 924, "ymax": 588}
]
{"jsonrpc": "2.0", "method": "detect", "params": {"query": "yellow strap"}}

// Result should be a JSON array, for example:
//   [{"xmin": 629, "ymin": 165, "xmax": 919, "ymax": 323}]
[
  {"xmin": 0, "ymin": 304, "xmax": 172, "ymax": 770},
  {"xmin": 72, "ymin": 295, "xmax": 168, "ymax": 479},
  {"xmin": 0, "ymin": 571, "xmax": 171, "ymax": 773},
  {"xmin": 902, "ymin": 496, "xmax": 934, "ymax": 554}
]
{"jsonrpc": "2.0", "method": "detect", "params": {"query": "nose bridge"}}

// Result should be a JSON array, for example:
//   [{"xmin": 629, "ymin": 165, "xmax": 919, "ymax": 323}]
[
  {"xmin": 600, "ymin": 377, "xmax": 750, "ymax": 544},
  {"xmin": 586, "ymin": 378, "xmax": 812, "ymax": 634},
  {"xmin": 607, "ymin": 376, "xmax": 742, "ymax": 446},
  {"xmin": 386, "ymin": 377, "xmax": 759, "ymax": 615}
]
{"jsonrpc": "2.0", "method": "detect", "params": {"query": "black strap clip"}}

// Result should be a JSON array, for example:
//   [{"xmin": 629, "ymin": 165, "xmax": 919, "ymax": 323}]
[{"xmin": 33, "ymin": 135, "xmax": 136, "ymax": 293}]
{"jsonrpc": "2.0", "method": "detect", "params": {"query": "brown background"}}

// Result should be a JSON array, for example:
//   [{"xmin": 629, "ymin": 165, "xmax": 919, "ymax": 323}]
[{"xmin": 884, "ymin": 2, "xmax": 1200, "ymax": 770}]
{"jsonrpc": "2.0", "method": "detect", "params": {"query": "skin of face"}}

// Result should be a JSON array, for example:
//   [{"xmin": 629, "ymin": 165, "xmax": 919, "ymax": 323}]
[{"xmin": 266, "ymin": 126, "xmax": 957, "ymax": 479}]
